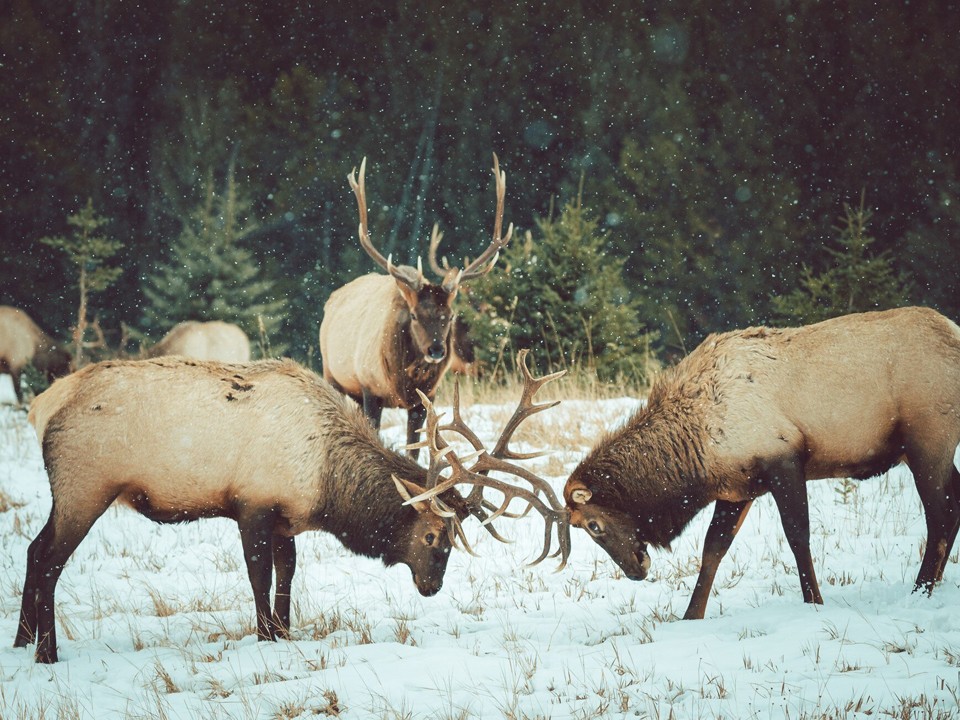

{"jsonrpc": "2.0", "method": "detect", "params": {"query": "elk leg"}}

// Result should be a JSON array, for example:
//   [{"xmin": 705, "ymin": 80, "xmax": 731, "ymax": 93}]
[
  {"xmin": 15, "ymin": 516, "xmax": 55, "ymax": 649},
  {"xmin": 942, "ymin": 466, "xmax": 960, "ymax": 582},
  {"xmin": 10, "ymin": 368, "xmax": 24, "ymax": 405},
  {"xmin": 271, "ymin": 534, "xmax": 296, "ymax": 639},
  {"xmin": 237, "ymin": 507, "xmax": 279, "ymax": 641},
  {"xmin": 684, "ymin": 499, "xmax": 753, "ymax": 620},
  {"xmin": 766, "ymin": 457, "xmax": 823, "ymax": 605},
  {"xmin": 406, "ymin": 403, "xmax": 427, "ymax": 461},
  {"xmin": 910, "ymin": 456, "xmax": 959, "ymax": 591},
  {"xmin": 361, "ymin": 389, "xmax": 384, "ymax": 429},
  {"xmin": 19, "ymin": 495, "xmax": 115, "ymax": 663}
]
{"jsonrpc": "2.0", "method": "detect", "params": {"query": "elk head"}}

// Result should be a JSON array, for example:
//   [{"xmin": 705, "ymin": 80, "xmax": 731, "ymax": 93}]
[
  {"xmin": 400, "ymin": 350, "xmax": 572, "ymax": 570},
  {"xmin": 348, "ymin": 155, "xmax": 513, "ymax": 365},
  {"xmin": 563, "ymin": 476, "xmax": 651, "ymax": 581},
  {"xmin": 391, "ymin": 474, "xmax": 461, "ymax": 596}
]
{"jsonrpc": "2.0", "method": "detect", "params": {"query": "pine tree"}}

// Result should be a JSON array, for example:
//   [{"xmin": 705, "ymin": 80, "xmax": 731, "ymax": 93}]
[
  {"xmin": 604, "ymin": 77, "xmax": 805, "ymax": 354},
  {"xmin": 462, "ymin": 196, "xmax": 657, "ymax": 384},
  {"xmin": 142, "ymin": 163, "xmax": 287, "ymax": 354},
  {"xmin": 39, "ymin": 200, "xmax": 123, "ymax": 366},
  {"xmin": 772, "ymin": 195, "xmax": 912, "ymax": 325}
]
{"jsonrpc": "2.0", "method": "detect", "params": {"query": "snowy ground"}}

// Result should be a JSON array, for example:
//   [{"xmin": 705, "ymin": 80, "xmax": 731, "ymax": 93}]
[{"xmin": 0, "ymin": 375, "xmax": 958, "ymax": 720}]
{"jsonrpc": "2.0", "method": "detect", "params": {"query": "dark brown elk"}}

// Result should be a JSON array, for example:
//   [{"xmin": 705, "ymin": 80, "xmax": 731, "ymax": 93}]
[
  {"xmin": 17, "ymin": 356, "xmax": 480, "ymax": 663},
  {"xmin": 0, "ymin": 305, "xmax": 72, "ymax": 405},
  {"xmin": 320, "ymin": 155, "xmax": 512, "ymax": 457},
  {"xmin": 146, "ymin": 320, "xmax": 251, "ymax": 361},
  {"xmin": 564, "ymin": 307, "xmax": 960, "ymax": 619}
]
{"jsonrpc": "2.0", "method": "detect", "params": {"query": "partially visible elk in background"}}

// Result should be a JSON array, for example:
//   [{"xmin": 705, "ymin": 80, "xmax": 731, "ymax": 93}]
[
  {"xmin": 146, "ymin": 320, "xmax": 251, "ymax": 361},
  {"xmin": 0, "ymin": 306, "xmax": 72, "ymax": 405},
  {"xmin": 564, "ymin": 307, "xmax": 960, "ymax": 619},
  {"xmin": 320, "ymin": 154, "xmax": 512, "ymax": 457},
  {"xmin": 17, "ymin": 356, "xmax": 478, "ymax": 663}
]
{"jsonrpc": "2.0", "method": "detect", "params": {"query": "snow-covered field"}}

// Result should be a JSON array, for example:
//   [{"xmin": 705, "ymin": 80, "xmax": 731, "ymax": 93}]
[{"xmin": 1, "ymin": 375, "xmax": 958, "ymax": 720}]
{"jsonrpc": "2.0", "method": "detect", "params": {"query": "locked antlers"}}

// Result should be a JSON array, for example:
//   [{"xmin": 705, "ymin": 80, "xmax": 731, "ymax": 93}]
[{"xmin": 404, "ymin": 350, "xmax": 571, "ymax": 570}]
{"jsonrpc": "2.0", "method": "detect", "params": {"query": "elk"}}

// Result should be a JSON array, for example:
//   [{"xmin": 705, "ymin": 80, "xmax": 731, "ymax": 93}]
[
  {"xmin": 320, "ymin": 154, "xmax": 512, "ymax": 456},
  {"xmin": 146, "ymin": 320, "xmax": 251, "ymax": 361},
  {"xmin": 0, "ymin": 305, "xmax": 72, "ymax": 405},
  {"xmin": 564, "ymin": 307, "xmax": 960, "ymax": 619},
  {"xmin": 17, "ymin": 356, "xmax": 482, "ymax": 663}
]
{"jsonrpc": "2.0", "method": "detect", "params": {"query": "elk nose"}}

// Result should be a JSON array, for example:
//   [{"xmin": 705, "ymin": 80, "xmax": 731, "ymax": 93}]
[{"xmin": 426, "ymin": 343, "xmax": 446, "ymax": 362}]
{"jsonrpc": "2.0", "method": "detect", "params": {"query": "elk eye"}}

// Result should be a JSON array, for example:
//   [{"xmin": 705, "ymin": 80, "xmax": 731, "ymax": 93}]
[
  {"xmin": 425, "ymin": 532, "xmax": 436, "ymax": 545},
  {"xmin": 587, "ymin": 520, "xmax": 603, "ymax": 536}
]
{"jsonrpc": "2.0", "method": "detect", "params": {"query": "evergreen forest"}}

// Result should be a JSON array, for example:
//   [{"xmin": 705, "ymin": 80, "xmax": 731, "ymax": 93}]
[{"xmin": 2, "ymin": 1, "xmax": 957, "ymax": 377}]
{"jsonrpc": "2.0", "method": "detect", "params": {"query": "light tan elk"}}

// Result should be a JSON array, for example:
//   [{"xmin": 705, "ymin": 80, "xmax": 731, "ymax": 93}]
[
  {"xmin": 146, "ymin": 320, "xmax": 251, "ymax": 361},
  {"xmin": 16, "ymin": 352, "xmax": 567, "ymax": 663},
  {"xmin": 0, "ymin": 305, "xmax": 72, "ymax": 404},
  {"xmin": 17, "ymin": 356, "xmax": 480, "ymax": 663},
  {"xmin": 320, "ymin": 154, "xmax": 512, "ymax": 456},
  {"xmin": 564, "ymin": 307, "xmax": 960, "ymax": 619}
]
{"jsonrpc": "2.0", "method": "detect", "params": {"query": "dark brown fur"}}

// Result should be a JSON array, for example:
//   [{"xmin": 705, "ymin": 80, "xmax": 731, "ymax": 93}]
[
  {"xmin": 565, "ymin": 307, "xmax": 960, "ymax": 618},
  {"xmin": 18, "ymin": 357, "xmax": 467, "ymax": 663}
]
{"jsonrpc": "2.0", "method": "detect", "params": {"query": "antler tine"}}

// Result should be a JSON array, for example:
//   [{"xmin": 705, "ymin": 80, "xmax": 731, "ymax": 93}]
[
  {"xmin": 428, "ymin": 223, "xmax": 449, "ymax": 277},
  {"xmin": 348, "ymin": 158, "xmax": 388, "ymax": 272},
  {"xmin": 348, "ymin": 157, "xmax": 423, "ymax": 288},
  {"xmin": 460, "ymin": 153, "xmax": 515, "ymax": 281},
  {"xmin": 411, "ymin": 389, "xmax": 454, "ymax": 491},
  {"xmin": 489, "ymin": 349, "xmax": 566, "ymax": 461},
  {"xmin": 403, "ymin": 454, "xmax": 571, "ymax": 569},
  {"xmin": 406, "ymin": 355, "xmax": 571, "ymax": 568}
]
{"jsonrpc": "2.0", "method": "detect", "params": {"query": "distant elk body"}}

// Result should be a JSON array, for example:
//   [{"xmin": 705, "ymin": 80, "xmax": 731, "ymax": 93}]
[
  {"xmin": 564, "ymin": 307, "xmax": 960, "ymax": 619},
  {"xmin": 17, "ymin": 356, "xmax": 480, "ymax": 664},
  {"xmin": 320, "ymin": 155, "xmax": 512, "ymax": 456},
  {"xmin": 0, "ymin": 305, "xmax": 72, "ymax": 404},
  {"xmin": 146, "ymin": 320, "xmax": 251, "ymax": 361}
]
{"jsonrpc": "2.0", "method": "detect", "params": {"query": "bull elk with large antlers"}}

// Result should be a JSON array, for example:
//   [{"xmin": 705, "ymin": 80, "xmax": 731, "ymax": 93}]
[
  {"xmin": 16, "ymin": 352, "xmax": 568, "ymax": 663},
  {"xmin": 320, "ymin": 154, "xmax": 513, "ymax": 457},
  {"xmin": 17, "ymin": 356, "xmax": 478, "ymax": 663},
  {"xmin": 564, "ymin": 307, "xmax": 960, "ymax": 619},
  {"xmin": 564, "ymin": 308, "xmax": 960, "ymax": 618}
]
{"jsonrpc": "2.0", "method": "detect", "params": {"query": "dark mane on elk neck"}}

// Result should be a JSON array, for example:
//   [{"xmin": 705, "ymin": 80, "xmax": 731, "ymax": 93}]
[
  {"xmin": 571, "ymin": 333, "xmax": 749, "ymax": 547},
  {"xmin": 572, "ymin": 400, "xmax": 714, "ymax": 548}
]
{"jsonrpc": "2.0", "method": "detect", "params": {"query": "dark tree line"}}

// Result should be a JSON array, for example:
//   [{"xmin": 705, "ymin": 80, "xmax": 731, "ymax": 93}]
[{"xmin": 2, "ymin": 0, "xmax": 957, "ymax": 364}]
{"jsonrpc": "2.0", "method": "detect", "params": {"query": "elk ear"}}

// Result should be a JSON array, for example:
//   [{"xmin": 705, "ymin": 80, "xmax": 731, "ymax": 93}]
[
  {"xmin": 394, "ymin": 278, "xmax": 420, "ymax": 309},
  {"xmin": 392, "ymin": 475, "xmax": 431, "ymax": 514},
  {"xmin": 569, "ymin": 483, "xmax": 592, "ymax": 504}
]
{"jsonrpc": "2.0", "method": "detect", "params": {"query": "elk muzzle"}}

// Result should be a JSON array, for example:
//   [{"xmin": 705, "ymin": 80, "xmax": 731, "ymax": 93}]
[
  {"xmin": 425, "ymin": 341, "xmax": 447, "ymax": 363},
  {"xmin": 571, "ymin": 505, "xmax": 651, "ymax": 580},
  {"xmin": 408, "ymin": 545, "xmax": 451, "ymax": 596}
]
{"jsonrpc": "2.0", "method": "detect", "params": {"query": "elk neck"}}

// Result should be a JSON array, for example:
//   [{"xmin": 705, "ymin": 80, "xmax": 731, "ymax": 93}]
[
  {"xmin": 578, "ymin": 385, "xmax": 718, "ymax": 548},
  {"xmin": 308, "ymin": 413, "xmax": 430, "ymax": 565}
]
